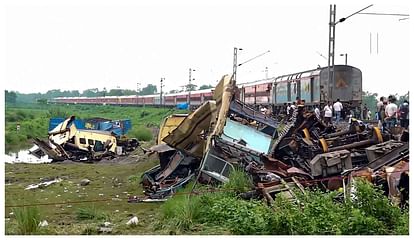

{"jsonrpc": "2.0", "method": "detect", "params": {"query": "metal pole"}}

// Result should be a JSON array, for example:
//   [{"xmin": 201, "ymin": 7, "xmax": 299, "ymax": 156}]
[
  {"xmin": 136, "ymin": 83, "xmax": 140, "ymax": 106},
  {"xmin": 345, "ymin": 53, "xmax": 348, "ymax": 65},
  {"xmin": 188, "ymin": 68, "xmax": 195, "ymax": 110},
  {"xmin": 160, "ymin": 78, "xmax": 164, "ymax": 107},
  {"xmin": 328, "ymin": 4, "xmax": 336, "ymax": 102},
  {"xmin": 232, "ymin": 48, "xmax": 238, "ymax": 82}
]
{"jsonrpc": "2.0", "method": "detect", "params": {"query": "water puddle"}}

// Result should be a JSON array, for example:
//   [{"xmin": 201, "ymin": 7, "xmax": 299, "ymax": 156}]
[{"xmin": 5, "ymin": 146, "xmax": 52, "ymax": 164}]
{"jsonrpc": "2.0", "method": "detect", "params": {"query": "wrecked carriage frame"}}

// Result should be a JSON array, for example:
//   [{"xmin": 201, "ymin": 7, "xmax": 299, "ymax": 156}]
[{"xmin": 141, "ymin": 74, "xmax": 409, "ymax": 203}]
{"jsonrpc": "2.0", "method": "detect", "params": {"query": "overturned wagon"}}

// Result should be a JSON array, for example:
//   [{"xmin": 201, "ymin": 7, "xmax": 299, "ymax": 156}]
[{"xmin": 31, "ymin": 116, "xmax": 139, "ymax": 162}]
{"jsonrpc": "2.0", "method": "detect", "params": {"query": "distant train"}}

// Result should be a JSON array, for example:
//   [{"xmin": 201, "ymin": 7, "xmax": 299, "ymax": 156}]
[{"xmin": 52, "ymin": 65, "xmax": 362, "ymax": 113}]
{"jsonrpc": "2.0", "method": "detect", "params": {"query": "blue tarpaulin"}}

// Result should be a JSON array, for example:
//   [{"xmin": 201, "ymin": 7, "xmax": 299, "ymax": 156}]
[
  {"xmin": 49, "ymin": 118, "xmax": 85, "ymax": 131},
  {"xmin": 176, "ymin": 103, "xmax": 188, "ymax": 110}
]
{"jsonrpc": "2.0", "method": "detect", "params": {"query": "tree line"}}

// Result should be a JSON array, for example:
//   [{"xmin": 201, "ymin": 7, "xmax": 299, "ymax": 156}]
[{"xmin": 5, "ymin": 84, "xmax": 215, "ymax": 104}]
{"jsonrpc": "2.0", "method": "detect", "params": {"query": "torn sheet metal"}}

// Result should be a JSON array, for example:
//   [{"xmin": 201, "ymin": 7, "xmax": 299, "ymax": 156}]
[
  {"xmin": 157, "ymin": 114, "xmax": 188, "ymax": 145},
  {"xmin": 162, "ymin": 101, "xmax": 217, "ymax": 158},
  {"xmin": 229, "ymin": 100, "xmax": 278, "ymax": 129}
]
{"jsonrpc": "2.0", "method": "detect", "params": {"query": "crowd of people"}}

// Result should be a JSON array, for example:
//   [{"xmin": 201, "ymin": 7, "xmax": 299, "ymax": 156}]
[
  {"xmin": 260, "ymin": 95, "xmax": 409, "ymax": 131},
  {"xmin": 376, "ymin": 95, "xmax": 409, "ymax": 130}
]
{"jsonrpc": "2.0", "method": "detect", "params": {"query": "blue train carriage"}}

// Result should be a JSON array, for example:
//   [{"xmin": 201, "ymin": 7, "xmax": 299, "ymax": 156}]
[
  {"xmin": 272, "ymin": 65, "xmax": 362, "ymax": 115},
  {"xmin": 319, "ymin": 65, "xmax": 363, "ymax": 116}
]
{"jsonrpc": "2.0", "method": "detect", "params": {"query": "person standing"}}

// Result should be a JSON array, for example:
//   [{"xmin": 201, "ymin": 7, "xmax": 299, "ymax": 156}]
[
  {"xmin": 362, "ymin": 104, "xmax": 368, "ymax": 120},
  {"xmin": 323, "ymin": 102, "xmax": 333, "ymax": 124},
  {"xmin": 376, "ymin": 96, "xmax": 386, "ymax": 129},
  {"xmin": 333, "ymin": 99, "xmax": 343, "ymax": 124},
  {"xmin": 385, "ymin": 95, "xmax": 398, "ymax": 129},
  {"xmin": 398, "ymin": 100, "xmax": 409, "ymax": 129},
  {"xmin": 314, "ymin": 106, "xmax": 321, "ymax": 120}
]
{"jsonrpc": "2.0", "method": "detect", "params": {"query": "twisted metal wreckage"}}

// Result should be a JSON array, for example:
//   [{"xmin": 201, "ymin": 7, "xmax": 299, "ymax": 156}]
[{"xmin": 142, "ymin": 75, "xmax": 409, "ymax": 204}]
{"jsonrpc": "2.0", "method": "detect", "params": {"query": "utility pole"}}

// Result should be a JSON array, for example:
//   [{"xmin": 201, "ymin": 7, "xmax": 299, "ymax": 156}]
[
  {"xmin": 136, "ymin": 83, "xmax": 140, "ymax": 106},
  {"xmin": 327, "ymin": 4, "xmax": 336, "ymax": 102},
  {"xmin": 232, "ymin": 47, "xmax": 242, "ymax": 82},
  {"xmin": 188, "ymin": 68, "xmax": 195, "ymax": 110},
  {"xmin": 160, "ymin": 78, "xmax": 165, "ymax": 106}
]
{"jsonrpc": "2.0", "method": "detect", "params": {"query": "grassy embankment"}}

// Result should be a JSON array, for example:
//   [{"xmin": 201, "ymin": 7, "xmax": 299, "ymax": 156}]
[{"xmin": 5, "ymin": 103, "xmax": 186, "ymax": 153}]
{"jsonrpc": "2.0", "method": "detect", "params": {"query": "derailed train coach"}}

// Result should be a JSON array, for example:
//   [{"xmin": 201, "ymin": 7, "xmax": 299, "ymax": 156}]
[{"xmin": 270, "ymin": 65, "xmax": 362, "ymax": 112}]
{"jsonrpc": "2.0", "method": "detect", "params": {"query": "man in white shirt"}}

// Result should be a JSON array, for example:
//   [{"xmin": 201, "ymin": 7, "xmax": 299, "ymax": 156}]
[
  {"xmin": 385, "ymin": 95, "xmax": 398, "ymax": 128},
  {"xmin": 333, "ymin": 99, "xmax": 343, "ymax": 124},
  {"xmin": 323, "ymin": 102, "xmax": 333, "ymax": 124}
]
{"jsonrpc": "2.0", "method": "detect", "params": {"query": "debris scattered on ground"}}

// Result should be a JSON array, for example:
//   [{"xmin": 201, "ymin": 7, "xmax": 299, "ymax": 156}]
[
  {"xmin": 80, "ymin": 179, "xmax": 91, "ymax": 186},
  {"xmin": 30, "ymin": 116, "xmax": 140, "ymax": 163},
  {"xmin": 38, "ymin": 220, "xmax": 48, "ymax": 227},
  {"xmin": 25, "ymin": 178, "xmax": 62, "ymax": 190},
  {"xmin": 140, "ymin": 75, "xmax": 409, "ymax": 205},
  {"xmin": 126, "ymin": 216, "xmax": 138, "ymax": 225}
]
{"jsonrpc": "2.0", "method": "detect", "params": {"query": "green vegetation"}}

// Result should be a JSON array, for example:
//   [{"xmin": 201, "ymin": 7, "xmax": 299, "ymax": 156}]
[
  {"xmin": 5, "ymin": 153, "xmax": 161, "ymax": 235},
  {"xmin": 76, "ymin": 206, "xmax": 108, "ymax": 221},
  {"xmin": 5, "ymin": 103, "xmax": 186, "ymax": 153},
  {"xmin": 13, "ymin": 206, "xmax": 41, "ymax": 235},
  {"xmin": 127, "ymin": 127, "xmax": 153, "ymax": 141},
  {"xmin": 5, "ymin": 157, "xmax": 409, "ymax": 235},
  {"xmin": 158, "ymin": 171, "xmax": 409, "ymax": 235}
]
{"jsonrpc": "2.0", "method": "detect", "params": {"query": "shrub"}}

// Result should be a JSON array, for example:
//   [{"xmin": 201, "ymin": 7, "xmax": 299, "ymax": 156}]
[
  {"xmin": 222, "ymin": 167, "xmax": 253, "ymax": 194},
  {"xmin": 128, "ymin": 127, "xmax": 152, "ymax": 141},
  {"xmin": 48, "ymin": 108, "xmax": 69, "ymax": 118},
  {"xmin": 202, "ymin": 196, "xmax": 271, "ymax": 234},
  {"xmin": 350, "ymin": 179, "xmax": 405, "ymax": 233},
  {"xmin": 13, "ymin": 206, "xmax": 41, "ymax": 235},
  {"xmin": 160, "ymin": 186, "xmax": 204, "ymax": 233}
]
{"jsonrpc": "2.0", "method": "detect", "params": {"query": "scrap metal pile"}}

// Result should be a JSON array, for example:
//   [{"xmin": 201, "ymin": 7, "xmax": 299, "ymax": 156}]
[
  {"xmin": 30, "ymin": 116, "xmax": 139, "ymax": 162},
  {"xmin": 142, "ymin": 75, "xmax": 409, "ymax": 204}
]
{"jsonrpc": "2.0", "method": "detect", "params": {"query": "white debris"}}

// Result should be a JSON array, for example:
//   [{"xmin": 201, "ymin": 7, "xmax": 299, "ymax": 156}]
[
  {"xmin": 126, "ymin": 216, "xmax": 138, "ymax": 225},
  {"xmin": 38, "ymin": 220, "xmax": 48, "ymax": 227},
  {"xmin": 104, "ymin": 222, "xmax": 111, "ymax": 227},
  {"xmin": 25, "ymin": 178, "xmax": 62, "ymax": 190}
]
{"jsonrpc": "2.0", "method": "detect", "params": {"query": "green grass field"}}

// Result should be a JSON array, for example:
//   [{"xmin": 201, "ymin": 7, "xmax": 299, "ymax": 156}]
[{"xmin": 5, "ymin": 148, "xmax": 164, "ymax": 235}]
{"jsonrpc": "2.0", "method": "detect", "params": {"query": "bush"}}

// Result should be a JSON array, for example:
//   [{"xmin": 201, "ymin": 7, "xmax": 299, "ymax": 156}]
[
  {"xmin": 222, "ymin": 167, "xmax": 253, "ymax": 194},
  {"xmin": 48, "ymin": 108, "xmax": 69, "ymax": 118},
  {"xmin": 13, "ymin": 206, "xmax": 41, "ymax": 235},
  {"xmin": 160, "ymin": 184, "xmax": 204, "ymax": 233},
  {"xmin": 128, "ymin": 126, "xmax": 153, "ymax": 141},
  {"xmin": 203, "ymin": 196, "xmax": 272, "ymax": 234}
]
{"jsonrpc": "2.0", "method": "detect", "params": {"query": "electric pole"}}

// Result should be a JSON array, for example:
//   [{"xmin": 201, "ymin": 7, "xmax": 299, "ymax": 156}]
[
  {"xmin": 160, "ymin": 78, "xmax": 165, "ymax": 106},
  {"xmin": 188, "ymin": 68, "xmax": 195, "ymax": 110}
]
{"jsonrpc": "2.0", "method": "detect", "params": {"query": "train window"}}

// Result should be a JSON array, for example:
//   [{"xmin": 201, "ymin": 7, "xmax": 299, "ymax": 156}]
[
  {"xmin": 88, "ymin": 139, "xmax": 94, "ymax": 145},
  {"xmin": 80, "ymin": 138, "xmax": 86, "ymax": 144}
]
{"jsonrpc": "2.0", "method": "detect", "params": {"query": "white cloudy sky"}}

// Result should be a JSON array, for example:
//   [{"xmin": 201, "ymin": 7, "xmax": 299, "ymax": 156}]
[{"xmin": 2, "ymin": 0, "xmax": 411, "ymax": 97}]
